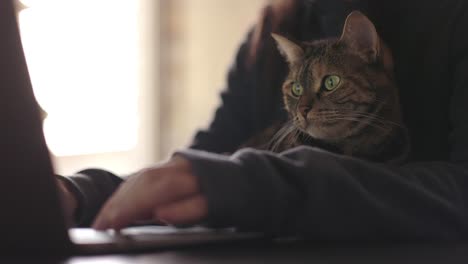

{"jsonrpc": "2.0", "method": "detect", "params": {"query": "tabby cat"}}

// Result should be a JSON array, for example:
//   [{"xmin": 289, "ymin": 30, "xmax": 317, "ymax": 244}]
[{"xmin": 250, "ymin": 11, "xmax": 409, "ymax": 163}]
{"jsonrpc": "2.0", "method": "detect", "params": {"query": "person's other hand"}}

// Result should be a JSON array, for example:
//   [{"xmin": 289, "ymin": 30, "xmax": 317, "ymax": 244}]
[
  {"xmin": 92, "ymin": 156, "xmax": 208, "ymax": 230},
  {"xmin": 56, "ymin": 178, "xmax": 78, "ymax": 226}
]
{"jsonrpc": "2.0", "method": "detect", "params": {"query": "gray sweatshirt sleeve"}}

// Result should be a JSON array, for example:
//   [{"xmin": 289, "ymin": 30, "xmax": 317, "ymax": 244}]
[{"xmin": 176, "ymin": 147, "xmax": 468, "ymax": 242}]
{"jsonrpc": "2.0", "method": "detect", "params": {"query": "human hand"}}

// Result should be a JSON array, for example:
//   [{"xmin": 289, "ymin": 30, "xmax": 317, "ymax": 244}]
[
  {"xmin": 56, "ymin": 178, "xmax": 79, "ymax": 227},
  {"xmin": 92, "ymin": 156, "xmax": 208, "ymax": 230}
]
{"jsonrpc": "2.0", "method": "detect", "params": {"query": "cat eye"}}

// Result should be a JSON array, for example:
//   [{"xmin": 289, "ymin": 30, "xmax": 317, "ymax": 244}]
[
  {"xmin": 291, "ymin": 82, "xmax": 304, "ymax": 97},
  {"xmin": 323, "ymin": 75, "xmax": 341, "ymax": 91}
]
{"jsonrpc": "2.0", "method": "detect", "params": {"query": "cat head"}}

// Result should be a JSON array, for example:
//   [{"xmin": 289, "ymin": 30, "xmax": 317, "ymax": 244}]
[{"xmin": 272, "ymin": 11, "xmax": 401, "ymax": 146}]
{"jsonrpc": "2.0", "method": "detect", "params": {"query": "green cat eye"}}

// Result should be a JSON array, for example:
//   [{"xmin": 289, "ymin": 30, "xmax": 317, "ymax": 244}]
[
  {"xmin": 291, "ymin": 82, "xmax": 304, "ymax": 97},
  {"xmin": 323, "ymin": 75, "xmax": 341, "ymax": 91}
]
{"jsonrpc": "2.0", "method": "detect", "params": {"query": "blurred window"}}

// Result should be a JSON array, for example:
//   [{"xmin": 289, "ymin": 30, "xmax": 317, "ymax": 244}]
[{"xmin": 18, "ymin": 0, "xmax": 140, "ymax": 156}]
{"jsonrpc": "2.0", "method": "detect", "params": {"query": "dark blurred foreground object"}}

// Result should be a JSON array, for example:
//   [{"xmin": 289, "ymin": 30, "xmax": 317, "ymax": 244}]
[{"xmin": 0, "ymin": 0, "xmax": 72, "ymax": 256}]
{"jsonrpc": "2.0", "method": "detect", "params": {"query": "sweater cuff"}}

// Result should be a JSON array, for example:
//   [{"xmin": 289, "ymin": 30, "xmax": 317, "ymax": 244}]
[
  {"xmin": 61, "ymin": 169, "xmax": 123, "ymax": 227},
  {"xmin": 174, "ymin": 148, "xmax": 278, "ymax": 232},
  {"xmin": 56, "ymin": 174, "xmax": 85, "ymax": 225}
]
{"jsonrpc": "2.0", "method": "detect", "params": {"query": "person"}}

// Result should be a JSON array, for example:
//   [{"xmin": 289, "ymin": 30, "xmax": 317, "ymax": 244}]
[{"xmin": 58, "ymin": 0, "xmax": 468, "ymax": 241}]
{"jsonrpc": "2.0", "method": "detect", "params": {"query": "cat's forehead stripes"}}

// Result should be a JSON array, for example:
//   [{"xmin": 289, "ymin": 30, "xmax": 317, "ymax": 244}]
[
  {"xmin": 295, "ymin": 46, "xmax": 322, "ymax": 88},
  {"xmin": 303, "ymin": 40, "xmax": 330, "ymax": 59},
  {"xmin": 297, "ymin": 43, "xmax": 345, "ymax": 93},
  {"xmin": 297, "ymin": 59, "xmax": 313, "ymax": 89}
]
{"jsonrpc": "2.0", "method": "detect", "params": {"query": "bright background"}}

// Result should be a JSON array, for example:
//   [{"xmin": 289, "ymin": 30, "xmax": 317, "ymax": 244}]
[{"xmin": 17, "ymin": 0, "xmax": 266, "ymax": 175}]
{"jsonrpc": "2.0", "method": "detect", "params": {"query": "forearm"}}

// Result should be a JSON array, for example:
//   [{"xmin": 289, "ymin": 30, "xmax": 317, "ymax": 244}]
[
  {"xmin": 189, "ymin": 32, "xmax": 255, "ymax": 153},
  {"xmin": 177, "ymin": 147, "xmax": 468, "ymax": 241}
]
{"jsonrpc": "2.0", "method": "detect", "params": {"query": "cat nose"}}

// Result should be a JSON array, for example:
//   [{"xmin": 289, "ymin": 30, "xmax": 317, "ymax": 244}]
[{"xmin": 299, "ymin": 106, "xmax": 311, "ymax": 118}]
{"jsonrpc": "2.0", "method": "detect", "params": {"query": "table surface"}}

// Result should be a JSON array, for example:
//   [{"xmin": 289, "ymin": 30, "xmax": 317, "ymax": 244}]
[{"xmin": 4, "ymin": 240, "xmax": 468, "ymax": 264}]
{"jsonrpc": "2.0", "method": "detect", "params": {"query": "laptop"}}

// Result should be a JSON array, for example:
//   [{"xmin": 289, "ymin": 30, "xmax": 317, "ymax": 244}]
[{"xmin": 0, "ymin": 0, "xmax": 261, "ymax": 256}]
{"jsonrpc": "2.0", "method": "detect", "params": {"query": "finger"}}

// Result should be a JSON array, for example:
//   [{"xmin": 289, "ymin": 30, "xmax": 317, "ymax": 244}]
[
  {"xmin": 92, "ymin": 175, "xmax": 197, "ymax": 230},
  {"xmin": 92, "ymin": 201, "xmax": 118, "ymax": 230},
  {"xmin": 93, "ymin": 199, "xmax": 153, "ymax": 230},
  {"xmin": 92, "ymin": 158, "xmax": 199, "ymax": 230},
  {"xmin": 92, "ymin": 214, "xmax": 109, "ymax": 230},
  {"xmin": 150, "ymin": 170, "xmax": 200, "ymax": 206},
  {"xmin": 155, "ymin": 195, "xmax": 208, "ymax": 226}
]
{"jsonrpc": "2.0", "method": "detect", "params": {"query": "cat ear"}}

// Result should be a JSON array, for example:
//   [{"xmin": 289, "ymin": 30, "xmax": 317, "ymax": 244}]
[
  {"xmin": 272, "ymin": 33, "xmax": 304, "ymax": 65},
  {"xmin": 339, "ymin": 11, "xmax": 380, "ymax": 63}
]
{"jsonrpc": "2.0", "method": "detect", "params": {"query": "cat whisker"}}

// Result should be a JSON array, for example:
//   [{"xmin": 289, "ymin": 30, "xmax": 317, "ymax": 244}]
[
  {"xmin": 344, "ymin": 113, "xmax": 402, "ymax": 128},
  {"xmin": 268, "ymin": 120, "xmax": 298, "ymax": 152},
  {"xmin": 315, "ymin": 117, "xmax": 393, "ymax": 132},
  {"xmin": 318, "ymin": 111, "xmax": 402, "ymax": 129}
]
